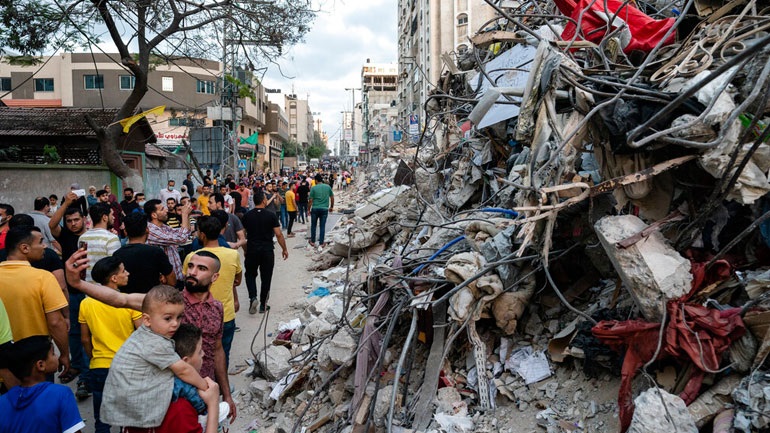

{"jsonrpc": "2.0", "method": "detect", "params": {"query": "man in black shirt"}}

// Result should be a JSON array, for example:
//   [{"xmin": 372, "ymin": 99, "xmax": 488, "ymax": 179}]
[
  {"xmin": 47, "ymin": 192, "xmax": 90, "ymax": 396},
  {"xmin": 112, "ymin": 212, "xmax": 175, "ymax": 294},
  {"xmin": 241, "ymin": 188, "xmax": 288, "ymax": 314},
  {"xmin": 296, "ymin": 176, "xmax": 310, "ymax": 224},
  {"xmin": 183, "ymin": 173, "xmax": 195, "ymax": 199},
  {"xmin": 120, "ymin": 187, "xmax": 140, "ymax": 216}
]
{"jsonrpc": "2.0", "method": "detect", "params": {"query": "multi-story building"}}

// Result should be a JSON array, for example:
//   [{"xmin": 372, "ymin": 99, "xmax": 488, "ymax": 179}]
[
  {"xmin": 361, "ymin": 60, "xmax": 398, "ymax": 164},
  {"xmin": 261, "ymin": 103, "xmax": 289, "ymax": 171},
  {"xmin": 0, "ymin": 53, "xmax": 273, "ymax": 172},
  {"xmin": 284, "ymin": 94, "xmax": 314, "ymax": 149},
  {"xmin": 397, "ymin": 0, "xmax": 498, "ymax": 134}
]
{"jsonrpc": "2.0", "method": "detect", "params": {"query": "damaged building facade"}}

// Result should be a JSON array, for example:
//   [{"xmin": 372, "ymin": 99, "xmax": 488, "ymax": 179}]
[{"xmin": 235, "ymin": 1, "xmax": 770, "ymax": 433}]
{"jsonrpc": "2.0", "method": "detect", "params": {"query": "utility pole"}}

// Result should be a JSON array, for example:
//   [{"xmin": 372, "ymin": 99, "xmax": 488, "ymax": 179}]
[{"xmin": 345, "ymin": 87, "xmax": 361, "ymax": 163}]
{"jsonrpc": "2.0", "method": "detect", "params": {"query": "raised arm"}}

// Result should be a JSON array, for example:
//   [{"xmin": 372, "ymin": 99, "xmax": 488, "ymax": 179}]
[
  {"xmin": 65, "ymin": 250, "xmax": 144, "ymax": 311},
  {"xmin": 49, "ymin": 192, "xmax": 77, "ymax": 238}
]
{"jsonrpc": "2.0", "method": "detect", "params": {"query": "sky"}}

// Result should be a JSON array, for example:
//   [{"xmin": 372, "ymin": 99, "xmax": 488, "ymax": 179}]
[{"xmin": 261, "ymin": 0, "xmax": 398, "ymax": 153}]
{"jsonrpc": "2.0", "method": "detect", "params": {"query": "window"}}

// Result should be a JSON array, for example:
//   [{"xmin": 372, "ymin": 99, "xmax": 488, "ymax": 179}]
[
  {"xmin": 169, "ymin": 118, "xmax": 204, "ymax": 127},
  {"xmin": 162, "ymin": 76, "xmax": 173, "ymax": 92},
  {"xmin": 196, "ymin": 79, "xmax": 215, "ymax": 94},
  {"xmin": 457, "ymin": 13, "xmax": 468, "ymax": 25},
  {"xmin": 0, "ymin": 77, "xmax": 10, "ymax": 91},
  {"xmin": 84, "ymin": 74, "xmax": 104, "ymax": 89},
  {"xmin": 34, "ymin": 78, "xmax": 54, "ymax": 92},
  {"xmin": 120, "ymin": 75, "xmax": 135, "ymax": 90}
]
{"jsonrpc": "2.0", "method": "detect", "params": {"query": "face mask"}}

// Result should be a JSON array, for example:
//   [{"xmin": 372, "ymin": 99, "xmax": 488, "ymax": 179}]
[
  {"xmin": 168, "ymin": 186, "xmax": 174, "ymax": 191},
  {"xmin": 138, "ymin": 200, "xmax": 146, "ymax": 206}
]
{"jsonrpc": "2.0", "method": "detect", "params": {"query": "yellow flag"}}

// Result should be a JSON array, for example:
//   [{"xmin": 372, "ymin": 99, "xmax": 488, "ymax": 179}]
[{"xmin": 119, "ymin": 105, "xmax": 165, "ymax": 133}]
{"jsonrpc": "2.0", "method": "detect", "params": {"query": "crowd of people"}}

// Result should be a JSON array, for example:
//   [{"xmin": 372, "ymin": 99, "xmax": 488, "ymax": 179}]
[{"xmin": 0, "ymin": 166, "xmax": 348, "ymax": 433}]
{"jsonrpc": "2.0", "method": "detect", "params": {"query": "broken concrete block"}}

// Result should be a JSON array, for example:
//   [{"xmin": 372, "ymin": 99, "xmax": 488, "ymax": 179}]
[
  {"xmin": 255, "ymin": 345, "xmax": 292, "ymax": 381},
  {"xmin": 327, "ymin": 328, "xmax": 358, "ymax": 366},
  {"xmin": 249, "ymin": 378, "xmax": 271, "ymax": 403},
  {"xmin": 373, "ymin": 385, "xmax": 398, "ymax": 426},
  {"xmin": 354, "ymin": 185, "xmax": 411, "ymax": 219},
  {"xmin": 628, "ymin": 388, "xmax": 697, "ymax": 433},
  {"xmin": 594, "ymin": 215, "xmax": 692, "ymax": 321},
  {"xmin": 305, "ymin": 317, "xmax": 335, "ymax": 339}
]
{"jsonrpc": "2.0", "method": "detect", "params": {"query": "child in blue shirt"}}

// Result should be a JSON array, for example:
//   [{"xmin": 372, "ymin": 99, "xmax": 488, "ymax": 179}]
[{"xmin": 0, "ymin": 335, "xmax": 85, "ymax": 433}]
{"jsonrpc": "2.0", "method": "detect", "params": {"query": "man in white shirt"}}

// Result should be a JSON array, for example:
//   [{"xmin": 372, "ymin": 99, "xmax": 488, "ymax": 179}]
[{"xmin": 159, "ymin": 179, "xmax": 182, "ymax": 204}]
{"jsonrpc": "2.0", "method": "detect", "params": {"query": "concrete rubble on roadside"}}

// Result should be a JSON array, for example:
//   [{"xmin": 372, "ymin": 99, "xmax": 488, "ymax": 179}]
[{"xmin": 233, "ymin": 1, "xmax": 770, "ymax": 432}]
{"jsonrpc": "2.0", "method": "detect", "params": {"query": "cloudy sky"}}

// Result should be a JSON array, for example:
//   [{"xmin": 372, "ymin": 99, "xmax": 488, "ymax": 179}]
[{"xmin": 261, "ymin": 0, "xmax": 398, "ymax": 153}]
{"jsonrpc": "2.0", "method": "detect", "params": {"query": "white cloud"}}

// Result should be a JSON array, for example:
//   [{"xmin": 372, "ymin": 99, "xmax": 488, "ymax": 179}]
[{"xmin": 262, "ymin": 0, "xmax": 397, "ymax": 151}]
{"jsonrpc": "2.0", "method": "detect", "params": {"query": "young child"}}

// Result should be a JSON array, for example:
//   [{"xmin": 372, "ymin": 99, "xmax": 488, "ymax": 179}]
[
  {"xmin": 79, "ymin": 256, "xmax": 142, "ymax": 433},
  {"xmin": 0, "ymin": 335, "xmax": 86, "ymax": 433},
  {"xmin": 101, "ymin": 285, "xmax": 209, "ymax": 431},
  {"xmin": 155, "ymin": 323, "xmax": 222, "ymax": 433}
]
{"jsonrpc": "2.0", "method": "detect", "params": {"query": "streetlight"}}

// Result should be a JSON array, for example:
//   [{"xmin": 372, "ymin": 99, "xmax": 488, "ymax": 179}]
[{"xmin": 345, "ymin": 87, "xmax": 361, "ymax": 162}]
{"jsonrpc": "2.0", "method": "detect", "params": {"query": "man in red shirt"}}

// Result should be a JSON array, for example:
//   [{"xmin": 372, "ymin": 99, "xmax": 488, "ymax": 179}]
[{"xmin": 0, "ymin": 204, "xmax": 13, "ymax": 249}]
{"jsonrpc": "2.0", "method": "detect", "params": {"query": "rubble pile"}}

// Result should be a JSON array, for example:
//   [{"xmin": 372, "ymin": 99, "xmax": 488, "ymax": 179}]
[{"xmin": 239, "ymin": 1, "xmax": 770, "ymax": 432}]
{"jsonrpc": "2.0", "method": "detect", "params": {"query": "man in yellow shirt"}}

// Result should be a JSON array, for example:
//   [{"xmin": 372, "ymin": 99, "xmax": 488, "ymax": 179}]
[
  {"xmin": 285, "ymin": 185, "xmax": 298, "ymax": 238},
  {"xmin": 0, "ymin": 226, "xmax": 69, "ymax": 386},
  {"xmin": 183, "ymin": 216, "xmax": 241, "ymax": 367},
  {"xmin": 79, "ymin": 256, "xmax": 141, "ymax": 431},
  {"xmin": 197, "ymin": 185, "xmax": 212, "ymax": 216}
]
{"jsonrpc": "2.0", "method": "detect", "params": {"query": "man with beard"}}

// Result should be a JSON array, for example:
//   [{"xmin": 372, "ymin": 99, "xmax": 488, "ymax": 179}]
[
  {"xmin": 145, "ymin": 199, "xmax": 192, "ymax": 286},
  {"xmin": 181, "ymin": 251, "xmax": 235, "ymax": 420},
  {"xmin": 78, "ymin": 203, "xmax": 120, "ymax": 282},
  {"xmin": 97, "ymin": 189, "xmax": 123, "ymax": 237},
  {"xmin": 183, "ymin": 217, "xmax": 240, "ymax": 367},
  {"xmin": 63, "ymin": 250, "xmax": 237, "ymax": 424}
]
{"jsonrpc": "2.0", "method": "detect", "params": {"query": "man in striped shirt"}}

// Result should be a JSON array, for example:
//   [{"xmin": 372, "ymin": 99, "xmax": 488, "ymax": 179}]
[
  {"xmin": 78, "ymin": 203, "xmax": 120, "ymax": 282},
  {"xmin": 145, "ymin": 199, "xmax": 193, "ymax": 284}
]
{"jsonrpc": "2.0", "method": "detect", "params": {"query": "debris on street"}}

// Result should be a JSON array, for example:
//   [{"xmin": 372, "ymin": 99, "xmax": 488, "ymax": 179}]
[{"xmin": 233, "ymin": 1, "xmax": 770, "ymax": 432}]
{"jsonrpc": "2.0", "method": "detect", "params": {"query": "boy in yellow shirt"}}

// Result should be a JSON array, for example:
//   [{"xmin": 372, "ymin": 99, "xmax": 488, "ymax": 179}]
[{"xmin": 79, "ymin": 256, "xmax": 141, "ymax": 433}]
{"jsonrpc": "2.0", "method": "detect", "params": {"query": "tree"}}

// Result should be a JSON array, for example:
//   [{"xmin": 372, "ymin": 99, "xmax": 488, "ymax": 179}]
[
  {"xmin": 306, "ymin": 145, "xmax": 325, "ymax": 159},
  {"xmin": 0, "ymin": 0, "xmax": 314, "ymax": 187},
  {"xmin": 282, "ymin": 139, "xmax": 300, "ymax": 158}
]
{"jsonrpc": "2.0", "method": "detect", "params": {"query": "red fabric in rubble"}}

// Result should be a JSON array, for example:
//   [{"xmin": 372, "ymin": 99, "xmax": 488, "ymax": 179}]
[
  {"xmin": 554, "ymin": 0, "xmax": 677, "ymax": 53},
  {"xmin": 592, "ymin": 259, "xmax": 745, "ymax": 432}
]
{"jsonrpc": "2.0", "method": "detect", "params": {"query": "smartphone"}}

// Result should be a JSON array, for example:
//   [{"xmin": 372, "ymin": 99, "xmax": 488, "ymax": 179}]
[
  {"xmin": 73, "ymin": 189, "xmax": 86, "ymax": 198},
  {"xmin": 78, "ymin": 241, "xmax": 88, "ymax": 251}
]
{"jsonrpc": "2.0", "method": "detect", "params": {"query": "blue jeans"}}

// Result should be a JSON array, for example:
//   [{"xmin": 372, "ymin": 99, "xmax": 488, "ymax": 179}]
[
  {"xmin": 297, "ymin": 202, "xmax": 308, "ymax": 223},
  {"xmin": 68, "ymin": 293, "xmax": 90, "ymax": 384},
  {"xmin": 88, "ymin": 368, "xmax": 111, "ymax": 433},
  {"xmin": 310, "ymin": 208, "xmax": 329, "ymax": 245},
  {"xmin": 280, "ymin": 204, "xmax": 288, "ymax": 228},
  {"xmin": 222, "ymin": 320, "xmax": 236, "ymax": 369}
]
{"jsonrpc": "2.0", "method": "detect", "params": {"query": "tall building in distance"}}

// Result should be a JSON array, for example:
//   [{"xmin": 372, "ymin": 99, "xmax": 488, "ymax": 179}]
[
  {"xmin": 361, "ymin": 60, "xmax": 398, "ymax": 164},
  {"xmin": 396, "ymin": 0, "xmax": 497, "ymax": 133},
  {"xmin": 285, "ymin": 94, "xmax": 314, "ymax": 149}
]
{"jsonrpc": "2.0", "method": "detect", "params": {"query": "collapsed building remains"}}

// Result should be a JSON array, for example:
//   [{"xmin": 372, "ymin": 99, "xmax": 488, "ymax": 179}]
[{"xmin": 236, "ymin": 1, "xmax": 770, "ymax": 432}]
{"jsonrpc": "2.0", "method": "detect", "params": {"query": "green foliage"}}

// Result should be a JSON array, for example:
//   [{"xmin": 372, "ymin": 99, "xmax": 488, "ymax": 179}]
[
  {"xmin": 0, "ymin": 145, "xmax": 20, "ymax": 162},
  {"xmin": 306, "ymin": 145, "xmax": 325, "ymax": 159},
  {"xmin": 1, "ymin": 55, "xmax": 42, "ymax": 66},
  {"xmin": 0, "ymin": 0, "xmax": 67, "ymax": 54},
  {"xmin": 42, "ymin": 144, "xmax": 60, "ymax": 163},
  {"xmin": 224, "ymin": 75, "xmax": 256, "ymax": 104},
  {"xmin": 312, "ymin": 130, "xmax": 325, "ymax": 148},
  {"xmin": 282, "ymin": 139, "xmax": 299, "ymax": 157}
]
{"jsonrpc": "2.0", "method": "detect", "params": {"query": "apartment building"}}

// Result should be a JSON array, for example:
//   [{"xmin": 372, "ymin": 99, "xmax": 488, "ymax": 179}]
[
  {"xmin": 284, "ymin": 94, "xmax": 314, "ymax": 148},
  {"xmin": 261, "ymin": 103, "xmax": 289, "ymax": 171},
  {"xmin": 0, "ymin": 53, "xmax": 273, "ymax": 167},
  {"xmin": 361, "ymin": 60, "xmax": 398, "ymax": 163},
  {"xmin": 396, "ymin": 0, "xmax": 498, "ymax": 132}
]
